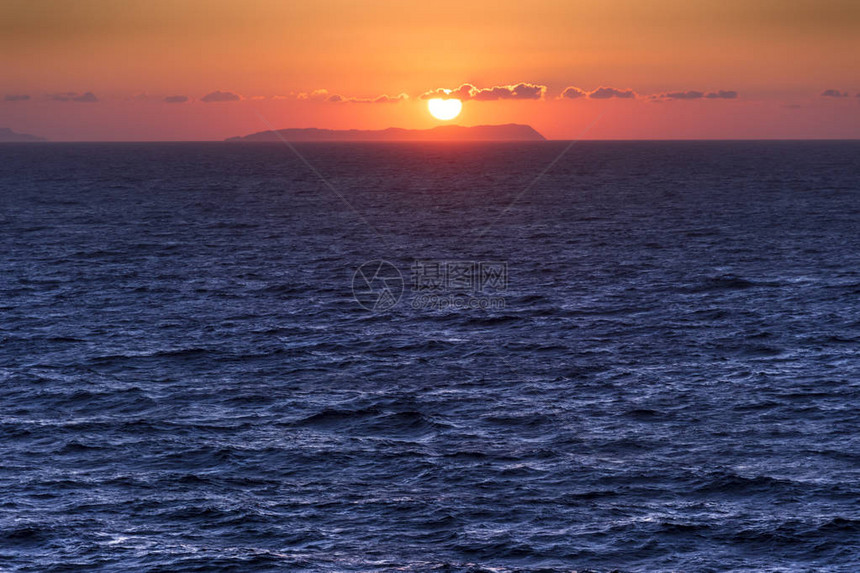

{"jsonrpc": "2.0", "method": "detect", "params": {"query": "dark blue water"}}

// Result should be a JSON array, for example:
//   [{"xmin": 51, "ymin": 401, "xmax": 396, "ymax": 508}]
[{"xmin": 1, "ymin": 141, "xmax": 859, "ymax": 572}]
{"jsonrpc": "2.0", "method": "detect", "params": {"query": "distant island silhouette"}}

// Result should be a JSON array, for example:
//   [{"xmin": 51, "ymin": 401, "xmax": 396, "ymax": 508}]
[
  {"xmin": 227, "ymin": 124, "xmax": 545, "ymax": 142},
  {"xmin": 0, "ymin": 128, "xmax": 45, "ymax": 142}
]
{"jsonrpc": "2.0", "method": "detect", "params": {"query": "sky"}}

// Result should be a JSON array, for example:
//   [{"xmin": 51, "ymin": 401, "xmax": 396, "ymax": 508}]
[{"xmin": 1, "ymin": 0, "xmax": 859, "ymax": 140}]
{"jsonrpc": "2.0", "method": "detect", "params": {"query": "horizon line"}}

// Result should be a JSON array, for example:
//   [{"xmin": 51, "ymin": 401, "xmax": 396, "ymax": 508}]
[{"xmin": 4, "ymin": 138, "xmax": 860, "ymax": 143}]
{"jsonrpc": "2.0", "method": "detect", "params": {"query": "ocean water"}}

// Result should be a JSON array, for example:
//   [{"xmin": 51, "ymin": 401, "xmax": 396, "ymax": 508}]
[{"xmin": 0, "ymin": 141, "xmax": 859, "ymax": 572}]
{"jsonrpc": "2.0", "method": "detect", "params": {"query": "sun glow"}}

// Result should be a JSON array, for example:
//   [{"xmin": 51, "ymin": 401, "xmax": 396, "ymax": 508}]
[{"xmin": 427, "ymin": 98, "xmax": 462, "ymax": 121}]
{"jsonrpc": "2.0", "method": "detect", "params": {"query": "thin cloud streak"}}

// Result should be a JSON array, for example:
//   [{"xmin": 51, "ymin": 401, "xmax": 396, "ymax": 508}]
[
  {"xmin": 653, "ymin": 89, "xmax": 738, "ymax": 100},
  {"xmin": 560, "ymin": 86, "xmax": 739, "ymax": 101},
  {"xmin": 559, "ymin": 86, "xmax": 637, "ymax": 99},
  {"xmin": 51, "ymin": 91, "xmax": 98, "ymax": 103},
  {"xmin": 297, "ymin": 89, "xmax": 409, "ymax": 103}
]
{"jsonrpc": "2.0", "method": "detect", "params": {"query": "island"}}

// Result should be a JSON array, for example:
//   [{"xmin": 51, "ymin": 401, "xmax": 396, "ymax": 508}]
[
  {"xmin": 227, "ymin": 124, "xmax": 545, "ymax": 142},
  {"xmin": 0, "ymin": 128, "xmax": 46, "ymax": 142}
]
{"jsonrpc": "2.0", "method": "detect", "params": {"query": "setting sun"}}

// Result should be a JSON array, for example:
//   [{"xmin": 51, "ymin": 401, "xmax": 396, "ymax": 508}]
[{"xmin": 427, "ymin": 98, "xmax": 462, "ymax": 121}]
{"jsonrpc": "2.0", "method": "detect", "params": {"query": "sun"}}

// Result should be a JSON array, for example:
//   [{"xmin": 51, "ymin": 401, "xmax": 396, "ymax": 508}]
[{"xmin": 427, "ymin": 98, "xmax": 462, "ymax": 121}]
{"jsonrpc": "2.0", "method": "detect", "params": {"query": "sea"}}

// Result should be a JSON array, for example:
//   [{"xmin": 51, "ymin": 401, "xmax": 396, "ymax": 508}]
[{"xmin": 1, "ymin": 141, "xmax": 859, "ymax": 572}]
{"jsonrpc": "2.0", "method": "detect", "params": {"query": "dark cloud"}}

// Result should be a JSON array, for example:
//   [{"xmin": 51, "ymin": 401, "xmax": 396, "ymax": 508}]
[
  {"xmin": 419, "ymin": 84, "xmax": 474, "ymax": 100},
  {"xmin": 821, "ymin": 89, "xmax": 849, "ymax": 97},
  {"xmin": 4, "ymin": 94, "xmax": 30, "ymax": 102},
  {"xmin": 588, "ymin": 87, "xmax": 636, "ymax": 99},
  {"xmin": 297, "ymin": 89, "xmax": 344, "ymax": 102},
  {"xmin": 562, "ymin": 86, "xmax": 737, "ymax": 102},
  {"xmin": 705, "ymin": 90, "xmax": 738, "ymax": 99},
  {"xmin": 51, "ymin": 91, "xmax": 98, "ymax": 102},
  {"xmin": 420, "ymin": 83, "xmax": 546, "ymax": 101},
  {"xmin": 164, "ymin": 95, "xmax": 189, "ymax": 103},
  {"xmin": 663, "ymin": 90, "xmax": 705, "ymax": 99},
  {"xmin": 201, "ymin": 90, "xmax": 241, "ymax": 102},
  {"xmin": 472, "ymin": 83, "xmax": 545, "ymax": 100},
  {"xmin": 655, "ymin": 89, "xmax": 738, "ymax": 100},
  {"xmin": 560, "ymin": 87, "xmax": 587, "ymax": 99}
]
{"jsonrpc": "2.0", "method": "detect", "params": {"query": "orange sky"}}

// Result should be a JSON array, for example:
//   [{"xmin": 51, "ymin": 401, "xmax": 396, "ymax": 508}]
[{"xmin": 1, "ymin": 0, "xmax": 859, "ymax": 140}]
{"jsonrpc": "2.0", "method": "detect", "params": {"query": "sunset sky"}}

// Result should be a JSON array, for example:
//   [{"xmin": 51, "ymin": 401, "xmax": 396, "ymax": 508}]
[{"xmin": 2, "ymin": 0, "xmax": 859, "ymax": 140}]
